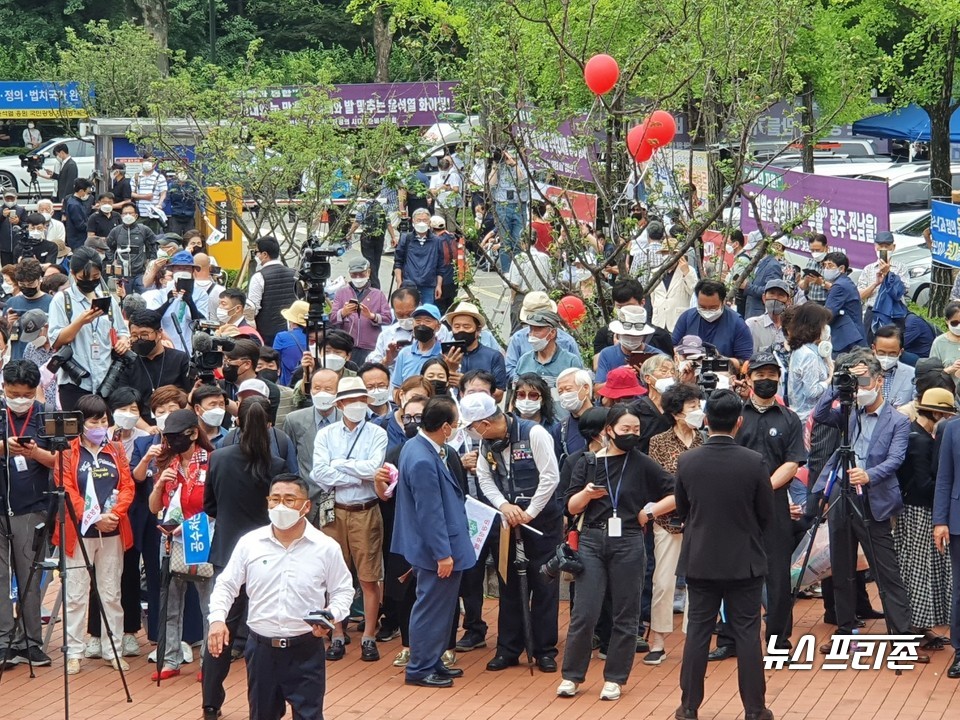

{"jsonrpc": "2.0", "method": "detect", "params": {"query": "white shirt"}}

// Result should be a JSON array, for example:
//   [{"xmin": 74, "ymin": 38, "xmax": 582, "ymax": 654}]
[
  {"xmin": 507, "ymin": 247, "xmax": 551, "ymax": 292},
  {"xmin": 856, "ymin": 260, "xmax": 906, "ymax": 308},
  {"xmin": 207, "ymin": 523, "xmax": 354, "ymax": 637},
  {"xmin": 23, "ymin": 128, "xmax": 41, "ymax": 147},
  {"xmin": 247, "ymin": 259, "xmax": 281, "ymax": 313},
  {"xmin": 196, "ymin": 279, "xmax": 226, "ymax": 319},
  {"xmin": 310, "ymin": 420, "xmax": 387, "ymax": 504},
  {"xmin": 430, "ymin": 167, "xmax": 463, "ymax": 209},
  {"xmin": 475, "ymin": 424, "xmax": 560, "ymax": 519},
  {"xmin": 46, "ymin": 217, "xmax": 66, "ymax": 245}
]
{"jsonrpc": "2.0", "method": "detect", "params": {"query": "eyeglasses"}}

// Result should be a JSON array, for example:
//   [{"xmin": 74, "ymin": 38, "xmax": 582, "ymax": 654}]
[
  {"xmin": 515, "ymin": 391, "xmax": 541, "ymax": 401},
  {"xmin": 401, "ymin": 414, "xmax": 423, "ymax": 424},
  {"xmin": 367, "ymin": 384, "xmax": 389, "ymax": 391},
  {"xmin": 131, "ymin": 333, "xmax": 157, "ymax": 341},
  {"xmin": 267, "ymin": 495, "xmax": 305, "ymax": 508},
  {"xmin": 950, "ymin": 320, "xmax": 960, "ymax": 328},
  {"xmin": 618, "ymin": 322, "xmax": 647, "ymax": 331}
]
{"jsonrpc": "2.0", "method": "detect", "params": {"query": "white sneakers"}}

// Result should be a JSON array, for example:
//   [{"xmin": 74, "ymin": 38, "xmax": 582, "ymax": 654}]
[
  {"xmin": 600, "ymin": 682, "xmax": 621, "ymax": 701},
  {"xmin": 556, "ymin": 680, "xmax": 579, "ymax": 697},
  {"xmin": 83, "ymin": 638, "xmax": 101, "ymax": 659},
  {"xmin": 122, "ymin": 634, "xmax": 141, "ymax": 657}
]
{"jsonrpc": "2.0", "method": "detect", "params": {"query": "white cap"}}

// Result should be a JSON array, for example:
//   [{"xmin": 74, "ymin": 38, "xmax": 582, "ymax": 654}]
[
  {"xmin": 459, "ymin": 392, "xmax": 498, "ymax": 425},
  {"xmin": 237, "ymin": 379, "xmax": 269, "ymax": 398}
]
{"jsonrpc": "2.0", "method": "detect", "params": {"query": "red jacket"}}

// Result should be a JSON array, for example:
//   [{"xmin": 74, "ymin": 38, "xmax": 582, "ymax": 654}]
[{"xmin": 53, "ymin": 438, "xmax": 135, "ymax": 557}]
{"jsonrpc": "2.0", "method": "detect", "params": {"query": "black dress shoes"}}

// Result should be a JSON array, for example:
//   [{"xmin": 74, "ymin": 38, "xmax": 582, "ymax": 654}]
[
  {"xmin": 537, "ymin": 656, "xmax": 558, "ymax": 673},
  {"xmin": 435, "ymin": 665, "xmax": 464, "ymax": 678},
  {"xmin": 405, "ymin": 673, "xmax": 453, "ymax": 688},
  {"xmin": 745, "ymin": 709, "xmax": 774, "ymax": 720},
  {"xmin": 857, "ymin": 607, "xmax": 885, "ymax": 620},
  {"xmin": 486, "ymin": 655, "xmax": 520, "ymax": 671},
  {"xmin": 675, "ymin": 706, "xmax": 698, "ymax": 720},
  {"xmin": 708, "ymin": 645, "xmax": 736, "ymax": 661},
  {"xmin": 948, "ymin": 653, "xmax": 960, "ymax": 679}
]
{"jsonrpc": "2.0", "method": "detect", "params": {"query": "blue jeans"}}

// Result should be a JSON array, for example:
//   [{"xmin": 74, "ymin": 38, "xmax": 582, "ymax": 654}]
[{"xmin": 494, "ymin": 202, "xmax": 525, "ymax": 272}]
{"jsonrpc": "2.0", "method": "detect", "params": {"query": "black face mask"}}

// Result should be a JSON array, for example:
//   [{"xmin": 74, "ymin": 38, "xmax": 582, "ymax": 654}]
[
  {"xmin": 611, "ymin": 432, "xmax": 640, "ymax": 452},
  {"xmin": 165, "ymin": 433, "xmax": 194, "ymax": 454},
  {"xmin": 76, "ymin": 278, "xmax": 100, "ymax": 293},
  {"xmin": 752, "ymin": 378, "xmax": 779, "ymax": 400},
  {"xmin": 259, "ymin": 369, "xmax": 279, "ymax": 384},
  {"xmin": 403, "ymin": 421, "xmax": 420, "ymax": 439},
  {"xmin": 20, "ymin": 286, "xmax": 39, "ymax": 298},
  {"xmin": 414, "ymin": 326, "xmax": 435, "ymax": 343},
  {"xmin": 453, "ymin": 331, "xmax": 476, "ymax": 346},
  {"xmin": 222, "ymin": 364, "xmax": 240, "ymax": 383},
  {"xmin": 432, "ymin": 379, "xmax": 448, "ymax": 395},
  {"xmin": 132, "ymin": 338, "xmax": 157, "ymax": 357}
]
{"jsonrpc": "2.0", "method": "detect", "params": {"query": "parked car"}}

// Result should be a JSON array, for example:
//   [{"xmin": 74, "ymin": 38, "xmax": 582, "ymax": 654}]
[
  {"xmin": 856, "ymin": 163, "xmax": 960, "ymax": 231},
  {"xmin": 0, "ymin": 136, "xmax": 95, "ymax": 196}
]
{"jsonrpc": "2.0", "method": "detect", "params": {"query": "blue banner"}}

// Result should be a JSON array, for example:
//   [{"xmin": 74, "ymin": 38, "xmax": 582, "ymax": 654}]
[
  {"xmin": 0, "ymin": 81, "xmax": 88, "ymax": 118},
  {"xmin": 183, "ymin": 512, "xmax": 212, "ymax": 565},
  {"xmin": 930, "ymin": 200, "xmax": 960, "ymax": 269}
]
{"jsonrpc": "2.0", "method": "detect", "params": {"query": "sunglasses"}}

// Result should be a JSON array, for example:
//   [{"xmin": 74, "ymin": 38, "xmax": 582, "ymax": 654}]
[{"xmin": 515, "ymin": 391, "xmax": 541, "ymax": 401}]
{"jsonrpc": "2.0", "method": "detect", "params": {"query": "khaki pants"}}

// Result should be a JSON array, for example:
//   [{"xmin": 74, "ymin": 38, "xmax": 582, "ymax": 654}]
[
  {"xmin": 65, "ymin": 535, "xmax": 124, "ymax": 660},
  {"xmin": 650, "ymin": 523, "xmax": 687, "ymax": 634}
]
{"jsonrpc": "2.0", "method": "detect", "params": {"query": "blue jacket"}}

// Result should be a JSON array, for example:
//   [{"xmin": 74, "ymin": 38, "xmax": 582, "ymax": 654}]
[
  {"xmin": 825, "ymin": 274, "xmax": 866, "ymax": 353},
  {"xmin": 744, "ymin": 255, "xmax": 783, "ymax": 319},
  {"xmin": 934, "ymin": 417, "xmax": 960, "ymax": 534},
  {"xmin": 812, "ymin": 390, "xmax": 909, "ymax": 522},
  {"xmin": 871, "ymin": 272, "xmax": 907, "ymax": 331},
  {"xmin": 671, "ymin": 306, "xmax": 754, "ymax": 361},
  {"xmin": 394, "ymin": 230, "xmax": 444, "ymax": 288},
  {"xmin": 392, "ymin": 433, "xmax": 476, "ymax": 572}
]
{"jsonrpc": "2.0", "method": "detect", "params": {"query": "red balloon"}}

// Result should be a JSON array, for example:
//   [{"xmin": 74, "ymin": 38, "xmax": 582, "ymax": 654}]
[
  {"xmin": 583, "ymin": 54, "xmax": 620, "ymax": 96},
  {"xmin": 557, "ymin": 295, "xmax": 587, "ymax": 328},
  {"xmin": 626, "ymin": 123, "xmax": 654, "ymax": 162},
  {"xmin": 645, "ymin": 110, "xmax": 677, "ymax": 148}
]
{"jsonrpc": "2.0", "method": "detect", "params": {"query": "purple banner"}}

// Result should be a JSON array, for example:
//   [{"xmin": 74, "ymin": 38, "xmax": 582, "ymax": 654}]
[
  {"xmin": 740, "ymin": 166, "xmax": 890, "ymax": 270},
  {"xmin": 515, "ymin": 109, "xmax": 596, "ymax": 182},
  {"xmin": 258, "ymin": 82, "xmax": 458, "ymax": 127}
]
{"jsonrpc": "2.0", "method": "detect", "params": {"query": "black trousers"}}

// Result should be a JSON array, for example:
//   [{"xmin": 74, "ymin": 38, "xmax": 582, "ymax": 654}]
[
  {"xmin": 828, "ymin": 493, "xmax": 911, "ymax": 635},
  {"xmin": 459, "ymin": 536, "xmax": 491, "ymax": 638},
  {"xmin": 58, "ymin": 383, "xmax": 91, "ymax": 411},
  {"xmin": 821, "ymin": 570, "xmax": 872, "ymax": 619},
  {"xmin": 950, "ymin": 534, "xmax": 960, "ymax": 652},
  {"xmin": 202, "ymin": 583, "xmax": 248, "ymax": 711},
  {"xmin": 491, "ymin": 514, "xmax": 562, "ymax": 660},
  {"xmin": 245, "ymin": 632, "xmax": 326, "ymax": 720},
  {"xmin": 360, "ymin": 234, "xmax": 384, "ymax": 289},
  {"xmin": 681, "ymin": 576, "xmax": 766, "ymax": 715}
]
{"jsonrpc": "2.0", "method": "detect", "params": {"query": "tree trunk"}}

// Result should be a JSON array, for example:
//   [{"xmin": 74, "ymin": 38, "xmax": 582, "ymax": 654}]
[
  {"xmin": 133, "ymin": 0, "xmax": 170, "ymax": 76},
  {"xmin": 373, "ymin": 5, "xmax": 392, "ymax": 83},
  {"xmin": 800, "ymin": 80, "xmax": 815, "ymax": 174}
]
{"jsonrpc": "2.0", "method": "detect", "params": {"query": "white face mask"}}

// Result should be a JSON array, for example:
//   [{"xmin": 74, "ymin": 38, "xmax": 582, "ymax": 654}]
[
  {"xmin": 3, "ymin": 200, "xmax": 16, "ymax": 208},
  {"xmin": 142, "ymin": 162, "xmax": 155, "ymax": 173},
  {"xmin": 413, "ymin": 222, "xmax": 430, "ymax": 234},
  {"xmin": 529, "ymin": 335, "xmax": 549, "ymax": 352},
  {"xmin": 173, "ymin": 271, "xmax": 192, "ymax": 282},
  {"xmin": 155, "ymin": 413, "xmax": 169, "ymax": 433},
  {"xmin": 323, "ymin": 354, "xmax": 346, "ymax": 372},
  {"xmin": 724, "ymin": 243, "xmax": 733, "ymax": 253},
  {"xmin": 122, "ymin": 214, "xmax": 136, "ymax": 225},
  {"xmin": 654, "ymin": 377, "xmax": 675, "ymax": 394},
  {"xmin": 2, "ymin": 282, "xmax": 13, "ymax": 294},
  {"xmin": 619, "ymin": 335, "xmax": 644, "ymax": 351},
  {"xmin": 269, "ymin": 502, "xmax": 304, "ymax": 530},
  {"xmin": 949, "ymin": 323, "xmax": 960, "ymax": 338},
  {"xmin": 6, "ymin": 396, "xmax": 34, "ymax": 414},
  {"xmin": 397, "ymin": 317, "xmax": 414, "ymax": 331},
  {"xmin": 697, "ymin": 307, "xmax": 723, "ymax": 323},
  {"xmin": 113, "ymin": 410, "xmax": 139, "ymax": 430},
  {"xmin": 100, "ymin": 204, "xmax": 113, "ymax": 214},
  {"xmin": 216, "ymin": 307, "xmax": 233, "ymax": 324},
  {"xmin": 876, "ymin": 355, "xmax": 898, "ymax": 371},
  {"xmin": 822, "ymin": 268, "xmax": 841, "ymax": 282},
  {"xmin": 176, "ymin": 172, "xmax": 188, "ymax": 182},
  {"xmin": 558, "ymin": 390, "xmax": 585, "ymax": 412},
  {"xmin": 201, "ymin": 407, "xmax": 226, "ymax": 427},
  {"xmin": 41, "ymin": 212, "xmax": 52, "ymax": 222},
  {"xmin": 368, "ymin": 388, "xmax": 391, "ymax": 407},
  {"xmin": 515, "ymin": 398, "xmax": 541, "ymax": 417},
  {"xmin": 684, "ymin": 409, "xmax": 705, "ymax": 429},
  {"xmin": 350, "ymin": 277, "xmax": 368, "ymax": 289},
  {"xmin": 811, "ymin": 251, "xmax": 826, "ymax": 262},
  {"xmin": 312, "ymin": 391, "xmax": 337, "ymax": 411},
  {"xmin": 342, "ymin": 401, "xmax": 369, "ymax": 423},
  {"xmin": 28, "ymin": 230, "xmax": 44, "ymax": 240},
  {"xmin": 27, "ymin": 123, "xmax": 34, "ymax": 129},
  {"xmin": 857, "ymin": 388, "xmax": 878, "ymax": 407}
]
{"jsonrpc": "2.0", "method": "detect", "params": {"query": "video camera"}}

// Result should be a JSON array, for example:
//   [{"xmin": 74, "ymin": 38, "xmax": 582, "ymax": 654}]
[
  {"xmin": 697, "ymin": 345, "xmax": 730, "ymax": 396},
  {"xmin": 19, "ymin": 154, "xmax": 44, "ymax": 176},
  {"xmin": 191, "ymin": 324, "xmax": 235, "ymax": 384},
  {"xmin": 298, "ymin": 234, "xmax": 345, "ymax": 330},
  {"xmin": 832, "ymin": 365, "xmax": 858, "ymax": 406}
]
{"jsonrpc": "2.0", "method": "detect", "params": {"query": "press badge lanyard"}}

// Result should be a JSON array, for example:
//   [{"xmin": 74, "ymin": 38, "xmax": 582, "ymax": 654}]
[
  {"xmin": 6, "ymin": 405, "xmax": 35, "ymax": 475},
  {"xmin": 603, "ymin": 455, "xmax": 628, "ymax": 538}
]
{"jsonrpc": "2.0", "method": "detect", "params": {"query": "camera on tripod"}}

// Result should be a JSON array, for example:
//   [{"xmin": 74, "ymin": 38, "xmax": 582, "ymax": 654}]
[
  {"xmin": 19, "ymin": 153, "xmax": 44, "ymax": 176},
  {"xmin": 697, "ymin": 346, "xmax": 729, "ymax": 395},
  {"xmin": 191, "ymin": 324, "xmax": 235, "ymax": 384},
  {"xmin": 832, "ymin": 365, "xmax": 859, "ymax": 405},
  {"xmin": 298, "ymin": 234, "xmax": 345, "ymax": 329}
]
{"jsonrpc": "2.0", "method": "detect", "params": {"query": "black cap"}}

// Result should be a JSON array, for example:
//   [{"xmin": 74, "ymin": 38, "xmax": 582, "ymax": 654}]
[
  {"xmin": 874, "ymin": 231, "xmax": 895, "ymax": 245},
  {"xmin": 747, "ymin": 352, "xmax": 781, "ymax": 374},
  {"xmin": 162, "ymin": 409, "xmax": 199, "ymax": 435}
]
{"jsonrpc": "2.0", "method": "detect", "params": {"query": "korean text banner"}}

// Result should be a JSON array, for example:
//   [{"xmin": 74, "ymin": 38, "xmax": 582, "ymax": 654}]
[
  {"xmin": 739, "ymin": 166, "xmax": 890, "ymax": 269},
  {"xmin": 930, "ymin": 200, "xmax": 960, "ymax": 269},
  {"xmin": 0, "ymin": 81, "xmax": 87, "ymax": 118}
]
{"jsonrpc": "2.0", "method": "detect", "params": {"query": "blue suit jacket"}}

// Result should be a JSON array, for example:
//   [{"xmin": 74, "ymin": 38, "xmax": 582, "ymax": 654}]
[
  {"xmin": 744, "ymin": 255, "xmax": 783, "ymax": 319},
  {"xmin": 825, "ymin": 274, "xmax": 866, "ymax": 353},
  {"xmin": 934, "ymin": 417, "xmax": 960, "ymax": 534},
  {"xmin": 812, "ymin": 390, "xmax": 909, "ymax": 521},
  {"xmin": 392, "ymin": 434, "xmax": 477, "ymax": 572}
]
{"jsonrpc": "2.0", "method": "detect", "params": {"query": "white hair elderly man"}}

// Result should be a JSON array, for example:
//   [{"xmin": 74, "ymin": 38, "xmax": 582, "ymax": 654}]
[
  {"xmin": 393, "ymin": 208, "xmax": 443, "ymax": 305},
  {"xmin": 37, "ymin": 199, "xmax": 66, "ymax": 250},
  {"xmin": 555, "ymin": 367, "xmax": 594, "ymax": 459}
]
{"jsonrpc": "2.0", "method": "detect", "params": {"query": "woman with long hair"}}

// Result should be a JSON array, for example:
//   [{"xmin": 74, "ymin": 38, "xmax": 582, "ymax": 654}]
[
  {"xmin": 55, "ymin": 394, "xmax": 136, "ymax": 675},
  {"xmin": 421, "ymin": 357, "xmax": 452, "ymax": 397},
  {"xmin": 147, "ymin": 409, "xmax": 216, "ymax": 680},
  {"xmin": 782, "ymin": 303, "xmax": 833, "ymax": 423},
  {"xmin": 511, "ymin": 373, "xmax": 562, "ymax": 451}
]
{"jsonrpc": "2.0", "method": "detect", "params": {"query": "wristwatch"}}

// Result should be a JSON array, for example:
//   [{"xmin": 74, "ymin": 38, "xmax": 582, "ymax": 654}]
[{"xmin": 645, "ymin": 510, "xmax": 654, "ymax": 521}]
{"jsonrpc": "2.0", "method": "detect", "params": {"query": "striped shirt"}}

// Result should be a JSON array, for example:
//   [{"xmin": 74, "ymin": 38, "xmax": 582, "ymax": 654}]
[{"xmin": 133, "ymin": 172, "xmax": 168, "ymax": 217}]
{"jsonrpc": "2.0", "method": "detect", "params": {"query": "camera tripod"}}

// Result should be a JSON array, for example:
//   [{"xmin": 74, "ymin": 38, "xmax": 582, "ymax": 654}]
[
  {"xmin": 24, "ymin": 171, "xmax": 42, "ymax": 204},
  {"xmin": 788, "ymin": 395, "xmax": 899, "ymax": 671},
  {"xmin": 0, "ymin": 412, "xmax": 133, "ymax": 717}
]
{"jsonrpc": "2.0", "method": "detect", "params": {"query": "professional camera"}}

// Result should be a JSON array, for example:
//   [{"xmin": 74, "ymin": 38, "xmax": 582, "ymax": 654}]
[
  {"xmin": 697, "ymin": 345, "xmax": 729, "ymax": 396},
  {"xmin": 98, "ymin": 350, "xmax": 137, "ymax": 399},
  {"xmin": 298, "ymin": 234, "xmax": 345, "ymax": 330},
  {"xmin": 540, "ymin": 543, "xmax": 584, "ymax": 580},
  {"xmin": 832, "ymin": 366, "xmax": 858, "ymax": 405},
  {"xmin": 19, "ymin": 154, "xmax": 44, "ymax": 176},
  {"xmin": 47, "ymin": 346, "xmax": 89, "ymax": 384},
  {"xmin": 191, "ymin": 328, "xmax": 236, "ymax": 384}
]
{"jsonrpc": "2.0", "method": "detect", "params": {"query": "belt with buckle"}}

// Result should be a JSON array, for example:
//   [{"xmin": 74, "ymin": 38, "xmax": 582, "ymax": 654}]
[
  {"xmin": 250, "ymin": 630, "xmax": 315, "ymax": 649},
  {"xmin": 335, "ymin": 499, "xmax": 379, "ymax": 512}
]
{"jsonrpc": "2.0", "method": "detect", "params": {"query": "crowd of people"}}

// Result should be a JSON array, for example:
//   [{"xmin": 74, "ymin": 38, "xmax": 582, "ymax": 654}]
[{"xmin": 2, "ymin": 168, "xmax": 960, "ymax": 720}]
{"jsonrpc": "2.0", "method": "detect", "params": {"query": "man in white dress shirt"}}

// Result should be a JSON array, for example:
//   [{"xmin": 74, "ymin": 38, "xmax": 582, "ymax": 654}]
[{"xmin": 207, "ymin": 474, "xmax": 353, "ymax": 720}]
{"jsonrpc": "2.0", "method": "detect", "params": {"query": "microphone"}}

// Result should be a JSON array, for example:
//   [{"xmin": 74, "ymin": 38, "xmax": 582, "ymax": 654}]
[{"xmin": 192, "ymin": 332, "xmax": 213, "ymax": 353}]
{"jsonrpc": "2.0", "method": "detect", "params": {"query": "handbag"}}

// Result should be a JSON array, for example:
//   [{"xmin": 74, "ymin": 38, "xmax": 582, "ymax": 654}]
[{"xmin": 169, "ymin": 540, "xmax": 214, "ymax": 581}]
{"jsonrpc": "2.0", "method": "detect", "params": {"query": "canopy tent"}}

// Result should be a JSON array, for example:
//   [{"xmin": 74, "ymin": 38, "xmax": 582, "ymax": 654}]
[{"xmin": 852, "ymin": 103, "xmax": 960, "ymax": 143}]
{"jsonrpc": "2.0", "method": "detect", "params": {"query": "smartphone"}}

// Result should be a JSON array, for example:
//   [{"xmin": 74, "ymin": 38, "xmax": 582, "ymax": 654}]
[
  {"xmin": 879, "ymin": 249, "xmax": 889, "ymax": 263},
  {"xmin": 586, "ymin": 483, "xmax": 608, "ymax": 495},
  {"xmin": 176, "ymin": 277, "xmax": 195, "ymax": 295},
  {"xmin": 303, "ymin": 611, "xmax": 336, "ymax": 631},
  {"xmin": 441, "ymin": 340, "xmax": 467, "ymax": 354},
  {"xmin": 629, "ymin": 351, "xmax": 654, "ymax": 367},
  {"xmin": 801, "ymin": 267, "xmax": 822, "ymax": 277},
  {"xmin": 396, "ymin": 339, "xmax": 412, "ymax": 348},
  {"xmin": 92, "ymin": 297, "xmax": 112, "ymax": 314}
]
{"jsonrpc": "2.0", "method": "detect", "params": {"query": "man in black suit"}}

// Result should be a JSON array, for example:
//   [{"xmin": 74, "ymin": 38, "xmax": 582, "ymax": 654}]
[
  {"xmin": 39, "ymin": 142, "xmax": 78, "ymax": 205},
  {"xmin": 675, "ymin": 390, "xmax": 774, "ymax": 720}
]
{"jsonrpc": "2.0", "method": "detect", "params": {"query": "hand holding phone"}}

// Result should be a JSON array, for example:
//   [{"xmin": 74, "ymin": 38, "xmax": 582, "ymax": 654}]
[
  {"xmin": 92, "ymin": 297, "xmax": 112, "ymax": 314},
  {"xmin": 304, "ymin": 610, "xmax": 336, "ymax": 633}
]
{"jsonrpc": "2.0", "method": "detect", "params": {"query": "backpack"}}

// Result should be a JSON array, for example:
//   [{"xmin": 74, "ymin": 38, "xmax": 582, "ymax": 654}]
[{"xmin": 361, "ymin": 200, "xmax": 387, "ymax": 237}]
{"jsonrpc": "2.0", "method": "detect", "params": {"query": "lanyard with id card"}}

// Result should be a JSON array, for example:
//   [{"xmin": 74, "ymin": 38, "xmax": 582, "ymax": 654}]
[{"xmin": 604, "ymin": 455, "xmax": 628, "ymax": 538}]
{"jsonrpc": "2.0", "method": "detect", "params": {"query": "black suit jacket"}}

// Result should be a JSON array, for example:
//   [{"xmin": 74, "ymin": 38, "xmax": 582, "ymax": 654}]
[
  {"xmin": 203, "ymin": 444, "xmax": 285, "ymax": 568},
  {"xmin": 675, "ymin": 435, "xmax": 774, "ymax": 581},
  {"xmin": 53, "ymin": 157, "xmax": 78, "ymax": 204}
]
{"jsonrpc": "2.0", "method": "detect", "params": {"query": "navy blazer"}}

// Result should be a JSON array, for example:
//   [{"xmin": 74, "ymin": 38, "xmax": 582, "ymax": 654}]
[
  {"xmin": 825, "ymin": 274, "xmax": 866, "ymax": 353},
  {"xmin": 812, "ymin": 390, "xmax": 909, "ymax": 522},
  {"xmin": 392, "ymin": 433, "xmax": 477, "ymax": 572},
  {"xmin": 934, "ymin": 417, "xmax": 960, "ymax": 534},
  {"xmin": 745, "ymin": 255, "xmax": 783, "ymax": 319}
]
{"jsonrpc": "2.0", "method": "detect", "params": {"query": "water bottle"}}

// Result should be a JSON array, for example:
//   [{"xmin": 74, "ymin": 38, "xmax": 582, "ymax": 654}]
[{"xmin": 102, "ymin": 489, "xmax": 119, "ymax": 514}]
